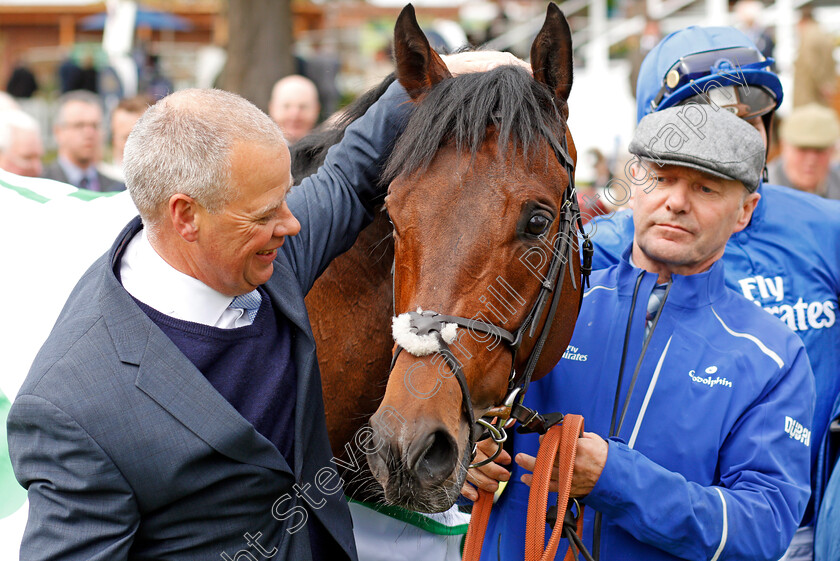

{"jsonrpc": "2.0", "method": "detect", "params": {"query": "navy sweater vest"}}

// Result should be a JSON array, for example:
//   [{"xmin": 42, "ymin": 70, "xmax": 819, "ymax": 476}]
[
  {"xmin": 136, "ymin": 288, "xmax": 297, "ymax": 466},
  {"xmin": 136, "ymin": 290, "xmax": 342, "ymax": 560}
]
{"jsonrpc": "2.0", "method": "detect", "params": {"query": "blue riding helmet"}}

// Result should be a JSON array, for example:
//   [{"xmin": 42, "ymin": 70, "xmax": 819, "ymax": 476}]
[{"xmin": 636, "ymin": 26, "xmax": 783, "ymax": 123}]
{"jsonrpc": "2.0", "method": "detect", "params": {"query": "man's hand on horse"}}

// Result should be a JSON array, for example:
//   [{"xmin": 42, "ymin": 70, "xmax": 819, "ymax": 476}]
[
  {"xmin": 461, "ymin": 438, "xmax": 512, "ymax": 502},
  {"xmin": 441, "ymin": 51, "xmax": 531, "ymax": 76},
  {"xmin": 516, "ymin": 431, "xmax": 608, "ymax": 497}
]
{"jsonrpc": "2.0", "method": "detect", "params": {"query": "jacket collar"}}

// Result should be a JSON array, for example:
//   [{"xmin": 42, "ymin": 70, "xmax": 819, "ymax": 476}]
[
  {"xmin": 101, "ymin": 217, "xmax": 293, "ymax": 474},
  {"xmin": 745, "ymin": 181, "xmax": 766, "ymax": 230},
  {"xmin": 617, "ymin": 244, "xmax": 729, "ymax": 308}
]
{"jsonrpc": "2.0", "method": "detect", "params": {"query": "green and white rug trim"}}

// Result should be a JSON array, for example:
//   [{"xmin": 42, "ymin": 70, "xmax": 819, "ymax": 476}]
[
  {"xmin": 0, "ymin": 388, "xmax": 26, "ymax": 519},
  {"xmin": 348, "ymin": 497, "xmax": 470, "ymax": 536},
  {"xmin": 0, "ymin": 172, "xmax": 120, "ymax": 204}
]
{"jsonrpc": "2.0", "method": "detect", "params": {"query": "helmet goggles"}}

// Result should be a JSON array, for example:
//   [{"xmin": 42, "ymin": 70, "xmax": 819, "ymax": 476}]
[
  {"xmin": 650, "ymin": 46, "xmax": 778, "ymax": 115},
  {"xmin": 677, "ymin": 84, "xmax": 777, "ymax": 120}
]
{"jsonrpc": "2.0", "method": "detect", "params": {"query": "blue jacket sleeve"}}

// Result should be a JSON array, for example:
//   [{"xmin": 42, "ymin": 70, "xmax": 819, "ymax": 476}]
[
  {"xmin": 588, "ymin": 210, "xmax": 634, "ymax": 270},
  {"xmin": 283, "ymin": 81, "xmax": 412, "ymax": 294},
  {"xmin": 7, "ymin": 394, "xmax": 139, "ymax": 561},
  {"xmin": 816, "ymin": 454, "xmax": 840, "ymax": 561},
  {"xmin": 583, "ymin": 344, "xmax": 814, "ymax": 561}
]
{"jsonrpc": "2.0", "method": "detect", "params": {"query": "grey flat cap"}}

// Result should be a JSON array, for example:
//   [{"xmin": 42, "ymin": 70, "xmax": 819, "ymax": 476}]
[{"xmin": 629, "ymin": 104, "xmax": 766, "ymax": 193}]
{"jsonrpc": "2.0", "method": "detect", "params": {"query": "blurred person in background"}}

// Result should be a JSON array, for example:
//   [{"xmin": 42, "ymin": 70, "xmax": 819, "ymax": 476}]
[
  {"xmin": 57, "ymin": 56, "xmax": 83, "ymax": 94},
  {"xmin": 139, "ymin": 54, "xmax": 173, "ymax": 101},
  {"xmin": 42, "ymin": 91, "xmax": 124, "ymax": 192},
  {"xmin": 99, "ymin": 96, "xmax": 151, "ymax": 183},
  {"xmin": 587, "ymin": 26, "xmax": 840, "ymax": 561},
  {"xmin": 735, "ymin": 0, "xmax": 775, "ymax": 67},
  {"xmin": 628, "ymin": 17, "xmax": 661, "ymax": 99},
  {"xmin": 269, "ymin": 75, "xmax": 321, "ymax": 144},
  {"xmin": 0, "ymin": 91, "xmax": 19, "ymax": 111},
  {"xmin": 768, "ymin": 103, "xmax": 840, "ymax": 199},
  {"xmin": 5, "ymin": 61, "xmax": 38, "ymax": 99},
  {"xmin": 793, "ymin": 6, "xmax": 836, "ymax": 108},
  {"xmin": 0, "ymin": 109, "xmax": 43, "ymax": 177},
  {"xmin": 78, "ymin": 55, "xmax": 99, "ymax": 94},
  {"xmin": 301, "ymin": 43, "xmax": 342, "ymax": 119}
]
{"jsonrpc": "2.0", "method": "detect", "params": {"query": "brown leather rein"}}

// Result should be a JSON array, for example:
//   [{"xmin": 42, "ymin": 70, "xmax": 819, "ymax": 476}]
[{"xmin": 462, "ymin": 414, "xmax": 590, "ymax": 561}]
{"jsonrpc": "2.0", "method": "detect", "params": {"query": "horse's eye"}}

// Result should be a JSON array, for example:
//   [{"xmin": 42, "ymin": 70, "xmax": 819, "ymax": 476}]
[{"xmin": 526, "ymin": 213, "xmax": 551, "ymax": 236}]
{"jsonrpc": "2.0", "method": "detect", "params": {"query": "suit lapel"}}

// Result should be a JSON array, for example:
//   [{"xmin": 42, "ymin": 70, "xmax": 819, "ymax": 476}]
[
  {"xmin": 102, "ymin": 219, "xmax": 291, "ymax": 474},
  {"xmin": 48, "ymin": 162, "xmax": 70, "ymax": 185},
  {"xmin": 96, "ymin": 170, "xmax": 125, "ymax": 193},
  {"xmin": 263, "ymin": 259, "xmax": 312, "ymax": 337},
  {"xmin": 133, "ymin": 328, "xmax": 292, "ymax": 473}
]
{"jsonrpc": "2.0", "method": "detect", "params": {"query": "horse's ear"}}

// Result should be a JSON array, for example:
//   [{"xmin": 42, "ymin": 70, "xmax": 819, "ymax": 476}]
[
  {"xmin": 394, "ymin": 4, "xmax": 452, "ymax": 100},
  {"xmin": 531, "ymin": 3, "xmax": 573, "ymax": 107}
]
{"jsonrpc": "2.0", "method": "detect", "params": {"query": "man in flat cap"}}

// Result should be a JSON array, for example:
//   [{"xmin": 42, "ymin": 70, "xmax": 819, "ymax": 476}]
[
  {"xmin": 466, "ymin": 105, "xmax": 815, "ymax": 561},
  {"xmin": 768, "ymin": 103, "xmax": 840, "ymax": 199}
]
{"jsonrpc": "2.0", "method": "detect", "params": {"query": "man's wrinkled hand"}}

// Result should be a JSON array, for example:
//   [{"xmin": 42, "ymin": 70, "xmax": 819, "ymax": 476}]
[
  {"xmin": 461, "ymin": 438, "xmax": 512, "ymax": 502},
  {"xmin": 516, "ymin": 431, "xmax": 608, "ymax": 497}
]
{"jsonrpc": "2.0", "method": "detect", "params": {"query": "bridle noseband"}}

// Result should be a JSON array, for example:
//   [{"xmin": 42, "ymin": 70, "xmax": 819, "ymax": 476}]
[{"xmin": 388, "ymin": 133, "xmax": 594, "ymax": 467}]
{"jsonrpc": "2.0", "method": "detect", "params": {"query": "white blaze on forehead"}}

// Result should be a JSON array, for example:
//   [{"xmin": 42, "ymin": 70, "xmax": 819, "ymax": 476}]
[{"xmin": 392, "ymin": 307, "xmax": 459, "ymax": 356}]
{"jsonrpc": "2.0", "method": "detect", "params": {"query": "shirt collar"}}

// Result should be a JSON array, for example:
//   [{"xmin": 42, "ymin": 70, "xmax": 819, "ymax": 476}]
[
  {"xmin": 618, "ymin": 243, "xmax": 727, "ymax": 308},
  {"xmin": 747, "ymin": 180, "xmax": 766, "ymax": 229},
  {"xmin": 58, "ymin": 156, "xmax": 96, "ymax": 189},
  {"xmin": 119, "ymin": 229, "xmax": 234, "ymax": 326}
]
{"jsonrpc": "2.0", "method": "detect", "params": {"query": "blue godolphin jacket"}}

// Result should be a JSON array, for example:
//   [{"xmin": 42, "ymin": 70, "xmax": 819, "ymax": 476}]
[
  {"xmin": 481, "ymin": 248, "xmax": 814, "ymax": 561},
  {"xmin": 815, "ymin": 390, "xmax": 840, "ymax": 560},
  {"xmin": 588, "ymin": 183, "xmax": 840, "ymax": 527}
]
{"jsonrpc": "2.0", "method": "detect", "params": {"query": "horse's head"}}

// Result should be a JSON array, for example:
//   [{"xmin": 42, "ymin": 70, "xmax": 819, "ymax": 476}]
[{"xmin": 367, "ymin": 3, "xmax": 583, "ymax": 512}]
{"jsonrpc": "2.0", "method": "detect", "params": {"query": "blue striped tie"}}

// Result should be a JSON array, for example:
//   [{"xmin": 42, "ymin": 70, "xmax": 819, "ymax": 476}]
[
  {"xmin": 230, "ymin": 290, "xmax": 262, "ymax": 323},
  {"xmin": 644, "ymin": 284, "xmax": 667, "ymax": 340}
]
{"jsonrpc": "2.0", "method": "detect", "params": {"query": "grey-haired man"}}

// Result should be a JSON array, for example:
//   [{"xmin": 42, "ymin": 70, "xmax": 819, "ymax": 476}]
[{"xmin": 8, "ymin": 53, "xmax": 526, "ymax": 561}]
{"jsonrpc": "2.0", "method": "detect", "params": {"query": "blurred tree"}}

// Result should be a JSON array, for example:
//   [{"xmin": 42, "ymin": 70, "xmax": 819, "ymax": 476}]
[{"xmin": 222, "ymin": 0, "xmax": 294, "ymax": 112}]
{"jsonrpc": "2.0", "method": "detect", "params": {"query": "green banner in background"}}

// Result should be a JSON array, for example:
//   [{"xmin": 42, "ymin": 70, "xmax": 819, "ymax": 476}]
[{"xmin": 0, "ymin": 390, "xmax": 26, "ymax": 519}]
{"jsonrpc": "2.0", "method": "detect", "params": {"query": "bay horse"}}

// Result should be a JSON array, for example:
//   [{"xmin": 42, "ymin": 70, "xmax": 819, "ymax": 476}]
[
  {"xmin": 297, "ymin": 4, "xmax": 586, "ymax": 511},
  {"xmin": 368, "ymin": 4, "xmax": 585, "ymax": 512}
]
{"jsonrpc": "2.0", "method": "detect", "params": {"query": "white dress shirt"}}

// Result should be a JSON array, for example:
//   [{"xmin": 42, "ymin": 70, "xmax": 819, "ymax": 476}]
[{"xmin": 120, "ymin": 230, "xmax": 254, "ymax": 328}]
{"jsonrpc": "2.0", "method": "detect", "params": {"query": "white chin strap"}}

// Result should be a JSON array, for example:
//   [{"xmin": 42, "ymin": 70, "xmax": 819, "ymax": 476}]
[{"xmin": 391, "ymin": 308, "xmax": 459, "ymax": 356}]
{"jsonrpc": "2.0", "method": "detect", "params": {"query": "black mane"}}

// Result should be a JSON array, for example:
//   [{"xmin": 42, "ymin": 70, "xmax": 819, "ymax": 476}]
[
  {"xmin": 290, "ymin": 74, "xmax": 397, "ymax": 184},
  {"xmin": 383, "ymin": 65, "xmax": 568, "ymax": 182},
  {"xmin": 291, "ymin": 66, "xmax": 568, "ymax": 186}
]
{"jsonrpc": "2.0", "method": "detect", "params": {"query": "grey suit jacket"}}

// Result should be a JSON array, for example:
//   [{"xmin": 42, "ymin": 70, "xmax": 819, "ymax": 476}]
[
  {"xmin": 42, "ymin": 160, "xmax": 125, "ymax": 192},
  {"xmin": 8, "ymin": 82, "xmax": 411, "ymax": 561}
]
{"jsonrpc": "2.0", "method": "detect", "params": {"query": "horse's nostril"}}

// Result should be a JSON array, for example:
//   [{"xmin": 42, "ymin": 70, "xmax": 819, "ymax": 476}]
[{"xmin": 412, "ymin": 430, "xmax": 457, "ymax": 485}]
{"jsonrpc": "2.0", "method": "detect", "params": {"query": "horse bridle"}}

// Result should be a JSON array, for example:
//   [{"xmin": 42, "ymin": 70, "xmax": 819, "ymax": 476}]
[{"xmin": 388, "ymin": 132, "xmax": 594, "ymax": 467}]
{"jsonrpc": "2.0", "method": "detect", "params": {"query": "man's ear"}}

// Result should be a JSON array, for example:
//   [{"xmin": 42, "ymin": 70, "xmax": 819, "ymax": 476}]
[
  {"xmin": 170, "ymin": 194, "xmax": 200, "ymax": 242},
  {"xmin": 734, "ymin": 191, "xmax": 761, "ymax": 233}
]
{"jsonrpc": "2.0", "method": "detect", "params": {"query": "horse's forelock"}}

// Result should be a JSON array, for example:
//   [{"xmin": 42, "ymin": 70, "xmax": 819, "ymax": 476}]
[{"xmin": 383, "ymin": 65, "xmax": 568, "ymax": 184}]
